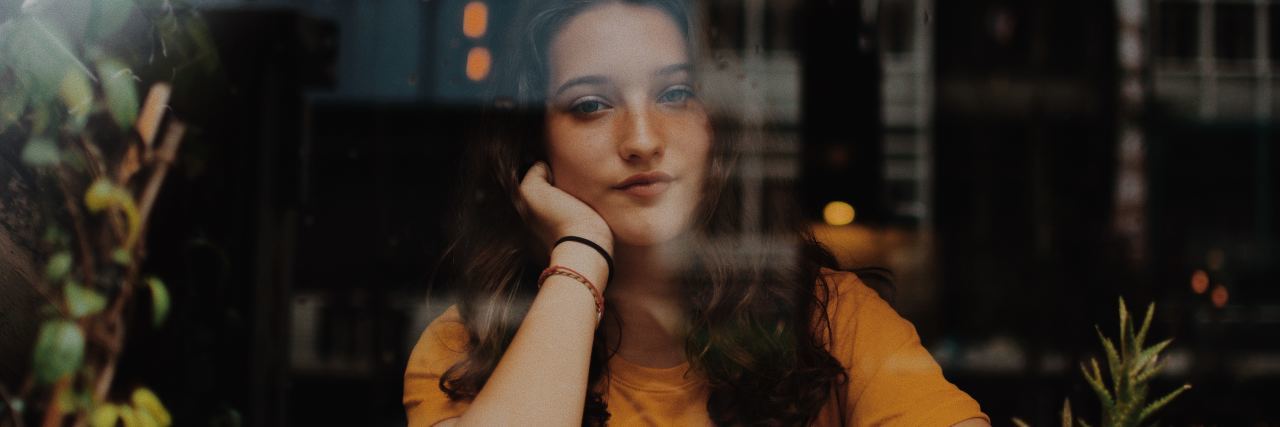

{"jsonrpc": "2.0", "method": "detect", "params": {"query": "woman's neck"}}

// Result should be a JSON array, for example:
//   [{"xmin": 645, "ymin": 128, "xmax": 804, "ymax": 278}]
[{"xmin": 602, "ymin": 240, "xmax": 691, "ymax": 368}]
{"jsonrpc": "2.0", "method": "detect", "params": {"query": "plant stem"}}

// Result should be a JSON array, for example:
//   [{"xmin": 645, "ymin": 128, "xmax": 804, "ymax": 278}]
[
  {"xmin": 39, "ymin": 377, "xmax": 68, "ymax": 427},
  {"xmin": 55, "ymin": 167, "xmax": 95, "ymax": 288},
  {"xmin": 137, "ymin": 120, "xmax": 184, "ymax": 229}
]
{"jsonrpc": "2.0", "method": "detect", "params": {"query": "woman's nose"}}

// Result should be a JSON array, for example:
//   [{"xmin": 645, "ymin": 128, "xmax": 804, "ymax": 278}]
[{"xmin": 616, "ymin": 107, "xmax": 664, "ymax": 163}]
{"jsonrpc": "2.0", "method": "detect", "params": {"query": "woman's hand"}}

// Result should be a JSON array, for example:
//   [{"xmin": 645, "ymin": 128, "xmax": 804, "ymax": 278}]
[{"xmin": 516, "ymin": 161, "xmax": 614, "ymax": 268}]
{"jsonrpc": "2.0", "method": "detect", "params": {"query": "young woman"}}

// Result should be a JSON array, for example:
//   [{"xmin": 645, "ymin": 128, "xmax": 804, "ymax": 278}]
[{"xmin": 404, "ymin": 0, "xmax": 989, "ymax": 425}]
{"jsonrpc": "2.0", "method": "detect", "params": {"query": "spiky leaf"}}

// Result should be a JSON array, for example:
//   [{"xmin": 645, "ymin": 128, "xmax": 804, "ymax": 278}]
[
  {"xmin": 1081, "ymin": 360, "xmax": 1114, "ymax": 409},
  {"xmin": 1137, "ymin": 384, "xmax": 1190, "ymax": 424},
  {"xmin": 1134, "ymin": 302, "xmax": 1156, "ymax": 350},
  {"xmin": 1130, "ymin": 338, "xmax": 1172, "ymax": 378},
  {"xmin": 1096, "ymin": 327, "xmax": 1123, "ymax": 394},
  {"xmin": 1061, "ymin": 398, "xmax": 1073, "ymax": 427}
]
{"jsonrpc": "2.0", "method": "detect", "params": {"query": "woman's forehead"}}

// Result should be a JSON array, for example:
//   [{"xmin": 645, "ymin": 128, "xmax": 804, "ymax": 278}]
[{"xmin": 546, "ymin": 3, "xmax": 690, "ymax": 91}]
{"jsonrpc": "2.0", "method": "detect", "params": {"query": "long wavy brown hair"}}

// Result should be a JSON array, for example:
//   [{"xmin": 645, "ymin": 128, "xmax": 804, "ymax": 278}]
[{"xmin": 432, "ymin": 0, "xmax": 858, "ymax": 425}]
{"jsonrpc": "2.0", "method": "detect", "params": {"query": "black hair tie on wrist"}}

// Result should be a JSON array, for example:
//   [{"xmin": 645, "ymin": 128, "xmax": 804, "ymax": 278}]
[{"xmin": 555, "ymin": 236, "xmax": 614, "ymax": 284}]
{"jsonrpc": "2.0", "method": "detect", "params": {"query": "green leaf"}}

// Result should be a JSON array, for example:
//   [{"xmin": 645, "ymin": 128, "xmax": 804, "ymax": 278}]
[
  {"xmin": 65, "ymin": 281, "xmax": 107, "ymax": 318},
  {"xmin": 112, "ymin": 247, "xmax": 132, "ymax": 266},
  {"xmin": 97, "ymin": 58, "xmax": 139, "ymax": 129},
  {"xmin": 84, "ymin": 179, "xmax": 141, "ymax": 248},
  {"xmin": 1081, "ymin": 360, "xmax": 1114, "ymax": 409},
  {"xmin": 147, "ymin": 276, "xmax": 169, "ymax": 327},
  {"xmin": 1130, "ymin": 338, "xmax": 1172, "ymax": 378},
  {"xmin": 1137, "ymin": 384, "xmax": 1190, "ymax": 424},
  {"xmin": 90, "ymin": 404, "xmax": 120, "ymax": 427},
  {"xmin": 30, "ymin": 104, "xmax": 51, "ymax": 134},
  {"xmin": 1118, "ymin": 297, "xmax": 1130, "ymax": 358},
  {"xmin": 1096, "ymin": 327, "xmax": 1122, "ymax": 394},
  {"xmin": 21, "ymin": 136, "xmax": 60, "ymax": 166},
  {"xmin": 1134, "ymin": 302, "xmax": 1156, "ymax": 351},
  {"xmin": 6, "ymin": 18, "xmax": 93, "ymax": 104},
  {"xmin": 0, "ymin": 79, "xmax": 27, "ymax": 132},
  {"xmin": 4, "ymin": 19, "xmax": 67, "ymax": 103},
  {"xmin": 88, "ymin": 0, "xmax": 137, "ymax": 41},
  {"xmin": 32, "ymin": 319, "xmax": 85, "ymax": 385},
  {"xmin": 45, "ymin": 251, "xmax": 73, "ymax": 281},
  {"xmin": 58, "ymin": 69, "xmax": 94, "ymax": 129},
  {"xmin": 185, "ymin": 16, "xmax": 220, "ymax": 73},
  {"xmin": 56, "ymin": 385, "xmax": 92, "ymax": 414},
  {"xmin": 132, "ymin": 387, "xmax": 171, "ymax": 426},
  {"xmin": 1134, "ymin": 360, "xmax": 1164, "ymax": 384}
]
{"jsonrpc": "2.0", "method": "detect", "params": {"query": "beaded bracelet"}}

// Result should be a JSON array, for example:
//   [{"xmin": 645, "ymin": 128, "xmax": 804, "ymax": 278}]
[{"xmin": 538, "ymin": 265, "xmax": 604, "ymax": 323}]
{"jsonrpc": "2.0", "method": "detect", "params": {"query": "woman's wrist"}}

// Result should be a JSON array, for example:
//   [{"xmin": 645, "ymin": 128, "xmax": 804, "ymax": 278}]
[
  {"xmin": 558, "ymin": 225, "xmax": 613, "ymax": 256},
  {"xmin": 549, "ymin": 241, "xmax": 610, "ymax": 292}
]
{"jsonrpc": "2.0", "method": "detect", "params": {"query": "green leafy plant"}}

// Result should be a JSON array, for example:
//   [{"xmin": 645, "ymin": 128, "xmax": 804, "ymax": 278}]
[
  {"xmin": 0, "ymin": 0, "xmax": 218, "ymax": 426},
  {"xmin": 1014, "ymin": 298, "xmax": 1191, "ymax": 427}
]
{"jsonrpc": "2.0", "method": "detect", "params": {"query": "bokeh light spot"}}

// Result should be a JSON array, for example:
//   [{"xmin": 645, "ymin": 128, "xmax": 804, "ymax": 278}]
[
  {"xmin": 466, "ymin": 47, "xmax": 491, "ymax": 81},
  {"xmin": 1211, "ymin": 284, "xmax": 1228, "ymax": 308},
  {"xmin": 1190, "ymin": 269, "xmax": 1209, "ymax": 294},
  {"xmin": 463, "ymin": 2, "xmax": 488, "ymax": 39},
  {"xmin": 823, "ymin": 201, "xmax": 856, "ymax": 226}
]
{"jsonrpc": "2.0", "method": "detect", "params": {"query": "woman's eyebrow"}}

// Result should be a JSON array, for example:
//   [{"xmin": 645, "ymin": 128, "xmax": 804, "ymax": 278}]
[
  {"xmin": 553, "ymin": 75, "xmax": 609, "ymax": 98},
  {"xmin": 552, "ymin": 63, "xmax": 691, "ymax": 98},
  {"xmin": 654, "ymin": 63, "xmax": 691, "ymax": 77}
]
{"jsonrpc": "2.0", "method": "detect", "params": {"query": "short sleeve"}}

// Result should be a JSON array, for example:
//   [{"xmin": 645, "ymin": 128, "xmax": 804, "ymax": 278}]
[
  {"xmin": 404, "ymin": 305, "xmax": 472, "ymax": 427},
  {"xmin": 822, "ymin": 270, "xmax": 988, "ymax": 426}
]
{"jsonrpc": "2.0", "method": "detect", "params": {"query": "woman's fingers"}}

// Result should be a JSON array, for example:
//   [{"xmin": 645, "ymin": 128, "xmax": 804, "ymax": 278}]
[{"xmin": 522, "ymin": 161, "xmax": 550, "ymax": 188}]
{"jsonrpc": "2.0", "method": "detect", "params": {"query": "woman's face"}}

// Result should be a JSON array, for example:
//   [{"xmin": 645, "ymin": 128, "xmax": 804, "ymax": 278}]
[{"xmin": 543, "ymin": 2, "xmax": 711, "ymax": 247}]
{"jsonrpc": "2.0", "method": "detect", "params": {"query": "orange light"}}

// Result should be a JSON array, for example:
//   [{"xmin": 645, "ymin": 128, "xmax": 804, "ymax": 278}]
[
  {"xmin": 1211, "ymin": 284, "xmax": 1228, "ymax": 308},
  {"xmin": 463, "ymin": 2, "xmax": 488, "ymax": 39},
  {"xmin": 1190, "ymin": 270, "xmax": 1209, "ymax": 294},
  {"xmin": 465, "ymin": 47, "xmax": 491, "ymax": 81},
  {"xmin": 822, "ymin": 201, "xmax": 856, "ymax": 226}
]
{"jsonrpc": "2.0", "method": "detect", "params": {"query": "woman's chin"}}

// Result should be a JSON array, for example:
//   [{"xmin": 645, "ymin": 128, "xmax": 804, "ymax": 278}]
[{"xmin": 611, "ymin": 223, "xmax": 689, "ymax": 248}]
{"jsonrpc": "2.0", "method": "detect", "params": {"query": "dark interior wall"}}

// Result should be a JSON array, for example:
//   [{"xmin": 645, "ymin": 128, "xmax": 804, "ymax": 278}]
[
  {"xmin": 933, "ymin": 0, "xmax": 1118, "ymax": 343},
  {"xmin": 931, "ymin": 0, "xmax": 1123, "ymax": 423}
]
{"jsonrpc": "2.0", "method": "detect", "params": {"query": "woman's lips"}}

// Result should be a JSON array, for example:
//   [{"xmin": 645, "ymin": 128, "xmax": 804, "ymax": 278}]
[
  {"xmin": 616, "ymin": 180, "xmax": 670, "ymax": 197},
  {"xmin": 613, "ymin": 171, "xmax": 674, "ymax": 198}
]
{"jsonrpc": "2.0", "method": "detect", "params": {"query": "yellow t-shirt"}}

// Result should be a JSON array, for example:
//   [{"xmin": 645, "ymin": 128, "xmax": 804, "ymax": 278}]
[{"xmin": 403, "ymin": 269, "xmax": 988, "ymax": 426}]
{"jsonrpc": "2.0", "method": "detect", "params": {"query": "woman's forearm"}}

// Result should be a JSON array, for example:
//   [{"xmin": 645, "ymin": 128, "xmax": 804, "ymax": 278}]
[{"xmin": 452, "ymin": 243, "xmax": 608, "ymax": 427}]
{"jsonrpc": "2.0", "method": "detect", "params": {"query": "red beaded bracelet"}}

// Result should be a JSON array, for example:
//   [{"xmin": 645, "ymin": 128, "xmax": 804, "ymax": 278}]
[{"xmin": 538, "ymin": 265, "xmax": 604, "ymax": 323}]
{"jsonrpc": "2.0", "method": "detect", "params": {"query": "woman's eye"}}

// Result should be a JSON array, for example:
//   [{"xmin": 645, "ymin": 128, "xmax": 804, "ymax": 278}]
[
  {"xmin": 570, "ymin": 99, "xmax": 609, "ymax": 115},
  {"xmin": 658, "ymin": 87, "xmax": 694, "ymax": 105}
]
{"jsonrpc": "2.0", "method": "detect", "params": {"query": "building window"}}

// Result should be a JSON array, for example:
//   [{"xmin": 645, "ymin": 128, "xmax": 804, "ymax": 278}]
[
  {"xmin": 1156, "ymin": 1, "xmax": 1197, "ymax": 61},
  {"xmin": 1214, "ymin": 3, "xmax": 1255, "ymax": 61},
  {"xmin": 881, "ymin": 0, "xmax": 916, "ymax": 55}
]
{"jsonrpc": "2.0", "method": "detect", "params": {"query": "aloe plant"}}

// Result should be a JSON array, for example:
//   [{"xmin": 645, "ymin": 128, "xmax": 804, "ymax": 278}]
[{"xmin": 1014, "ymin": 298, "xmax": 1191, "ymax": 427}]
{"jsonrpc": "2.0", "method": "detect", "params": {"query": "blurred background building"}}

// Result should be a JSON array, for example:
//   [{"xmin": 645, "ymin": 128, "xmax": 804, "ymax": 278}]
[{"xmin": 12, "ymin": 0, "xmax": 1272, "ymax": 425}]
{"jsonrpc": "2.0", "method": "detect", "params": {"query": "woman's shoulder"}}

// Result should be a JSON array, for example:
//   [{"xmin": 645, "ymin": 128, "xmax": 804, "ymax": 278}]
[
  {"xmin": 407, "ymin": 304, "xmax": 470, "ymax": 369},
  {"xmin": 812, "ymin": 267, "xmax": 914, "ymax": 357},
  {"xmin": 815, "ymin": 267, "xmax": 894, "ymax": 314}
]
